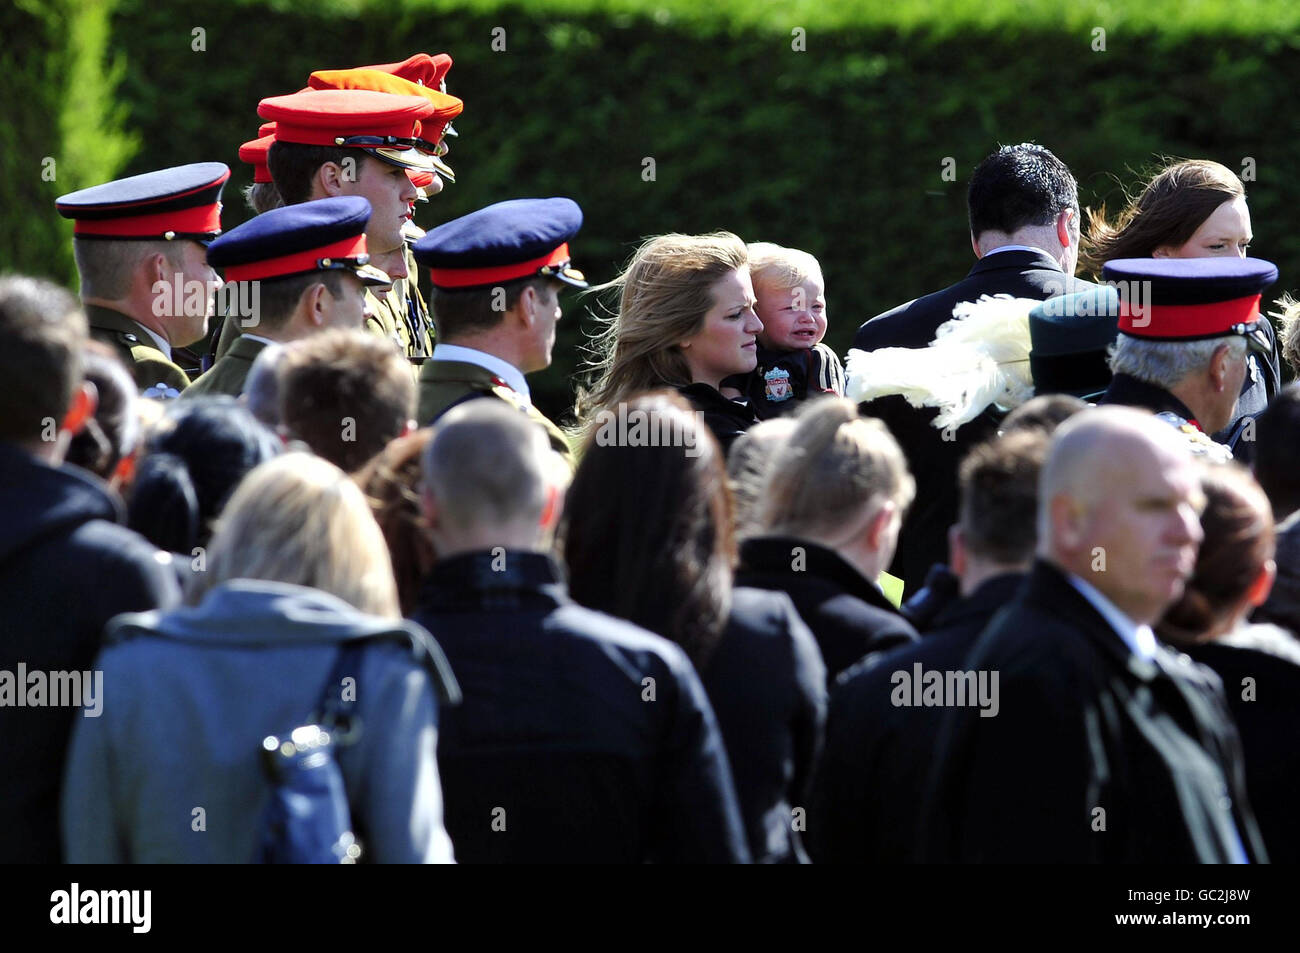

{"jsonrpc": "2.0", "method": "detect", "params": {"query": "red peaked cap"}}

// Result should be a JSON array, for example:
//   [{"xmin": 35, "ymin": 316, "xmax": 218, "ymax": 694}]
[
  {"xmin": 305, "ymin": 69, "xmax": 462, "ymax": 143},
  {"xmin": 361, "ymin": 52, "xmax": 453, "ymax": 89},
  {"xmin": 238, "ymin": 133, "xmax": 275, "ymax": 183},
  {"xmin": 259, "ymin": 89, "xmax": 434, "ymax": 146},
  {"xmin": 259, "ymin": 89, "xmax": 447, "ymax": 174}
]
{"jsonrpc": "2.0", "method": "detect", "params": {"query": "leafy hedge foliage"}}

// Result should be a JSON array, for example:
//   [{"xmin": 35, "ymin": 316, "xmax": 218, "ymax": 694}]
[
  {"xmin": 9, "ymin": 0, "xmax": 1300, "ymax": 417},
  {"xmin": 1, "ymin": 0, "xmax": 137, "ymax": 283}
]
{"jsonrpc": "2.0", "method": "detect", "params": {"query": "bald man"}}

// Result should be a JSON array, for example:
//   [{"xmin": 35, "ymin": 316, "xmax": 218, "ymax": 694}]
[{"xmin": 917, "ymin": 406, "xmax": 1267, "ymax": 862}]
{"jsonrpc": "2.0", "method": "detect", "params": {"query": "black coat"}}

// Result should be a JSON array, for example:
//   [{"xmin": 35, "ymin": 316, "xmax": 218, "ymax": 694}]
[
  {"xmin": 411, "ymin": 550, "xmax": 750, "ymax": 863},
  {"xmin": 1182, "ymin": 624, "xmax": 1300, "ymax": 864},
  {"xmin": 701, "ymin": 587, "xmax": 826, "ymax": 863},
  {"xmin": 736, "ymin": 536, "xmax": 918, "ymax": 684},
  {"xmin": 918, "ymin": 560, "xmax": 1268, "ymax": 863},
  {"xmin": 851, "ymin": 250, "xmax": 1099, "ymax": 593},
  {"xmin": 0, "ymin": 442, "xmax": 180, "ymax": 863},
  {"xmin": 678, "ymin": 382, "xmax": 757, "ymax": 456},
  {"xmin": 852, "ymin": 248, "xmax": 1097, "ymax": 352},
  {"xmin": 808, "ymin": 573, "xmax": 1023, "ymax": 863}
]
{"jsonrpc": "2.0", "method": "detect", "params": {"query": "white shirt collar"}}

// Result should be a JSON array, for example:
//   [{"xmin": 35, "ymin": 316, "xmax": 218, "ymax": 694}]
[
  {"xmin": 982, "ymin": 244, "xmax": 1054, "ymax": 259},
  {"xmin": 431, "ymin": 343, "xmax": 530, "ymax": 402},
  {"xmin": 1066, "ymin": 571, "xmax": 1159, "ymax": 661},
  {"xmin": 240, "ymin": 333, "xmax": 277, "ymax": 348},
  {"xmin": 138, "ymin": 324, "xmax": 171, "ymax": 361}
]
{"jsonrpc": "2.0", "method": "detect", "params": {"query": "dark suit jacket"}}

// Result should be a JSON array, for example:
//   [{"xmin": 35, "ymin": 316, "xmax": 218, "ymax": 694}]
[
  {"xmin": 412, "ymin": 550, "xmax": 749, "ymax": 864},
  {"xmin": 736, "ymin": 536, "xmax": 917, "ymax": 684},
  {"xmin": 852, "ymin": 248, "xmax": 1096, "ymax": 352},
  {"xmin": 808, "ymin": 573, "xmax": 1023, "ymax": 863},
  {"xmin": 1183, "ymin": 625, "xmax": 1300, "ymax": 864},
  {"xmin": 851, "ymin": 250, "xmax": 1098, "ymax": 593},
  {"xmin": 701, "ymin": 587, "xmax": 826, "ymax": 863},
  {"xmin": 918, "ymin": 560, "xmax": 1267, "ymax": 863}
]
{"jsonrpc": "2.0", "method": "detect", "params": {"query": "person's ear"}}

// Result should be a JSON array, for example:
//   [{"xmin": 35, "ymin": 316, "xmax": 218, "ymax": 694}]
[
  {"xmin": 538, "ymin": 482, "xmax": 561, "ymax": 531},
  {"xmin": 971, "ymin": 232, "xmax": 982, "ymax": 259},
  {"xmin": 1056, "ymin": 208, "xmax": 1075, "ymax": 248},
  {"xmin": 1050, "ymin": 492, "xmax": 1084, "ymax": 554},
  {"xmin": 865, "ymin": 500, "xmax": 897, "ymax": 551},
  {"xmin": 515, "ymin": 285, "xmax": 541, "ymax": 328},
  {"xmin": 316, "ymin": 162, "xmax": 345, "ymax": 197},
  {"xmin": 1152, "ymin": 245, "xmax": 1174, "ymax": 259},
  {"xmin": 1246, "ymin": 559, "xmax": 1276, "ymax": 608},
  {"xmin": 303, "ymin": 282, "xmax": 330, "ymax": 327},
  {"xmin": 948, "ymin": 523, "xmax": 968, "ymax": 576},
  {"xmin": 61, "ymin": 381, "xmax": 98, "ymax": 436},
  {"xmin": 1209, "ymin": 344, "xmax": 1233, "ymax": 392},
  {"xmin": 420, "ymin": 483, "xmax": 439, "ymax": 525},
  {"xmin": 400, "ymin": 418, "xmax": 416, "ymax": 438}
]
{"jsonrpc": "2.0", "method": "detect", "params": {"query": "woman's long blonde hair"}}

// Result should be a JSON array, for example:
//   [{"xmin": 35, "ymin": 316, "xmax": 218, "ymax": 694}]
[
  {"xmin": 189, "ymin": 452, "xmax": 401, "ymax": 618},
  {"xmin": 573, "ymin": 231, "xmax": 747, "ymax": 443}
]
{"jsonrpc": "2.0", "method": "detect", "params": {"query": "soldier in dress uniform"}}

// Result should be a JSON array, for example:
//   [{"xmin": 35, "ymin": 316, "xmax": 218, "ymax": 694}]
[
  {"xmin": 412, "ymin": 197, "xmax": 589, "ymax": 463},
  {"xmin": 186, "ymin": 196, "xmax": 391, "ymax": 398},
  {"xmin": 1098, "ymin": 257, "xmax": 1278, "ymax": 461},
  {"xmin": 56, "ymin": 163, "xmax": 230, "ymax": 397},
  {"xmin": 303, "ymin": 62, "xmax": 460, "ymax": 365}
]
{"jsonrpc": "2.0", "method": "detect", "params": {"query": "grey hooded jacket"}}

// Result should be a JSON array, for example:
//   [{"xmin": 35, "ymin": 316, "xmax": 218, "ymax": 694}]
[{"xmin": 61, "ymin": 579, "xmax": 459, "ymax": 863}]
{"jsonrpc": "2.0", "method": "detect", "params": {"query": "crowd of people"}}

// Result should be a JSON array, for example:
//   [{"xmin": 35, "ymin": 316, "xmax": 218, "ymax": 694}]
[{"xmin": 4, "ymin": 50, "xmax": 1300, "ymax": 864}]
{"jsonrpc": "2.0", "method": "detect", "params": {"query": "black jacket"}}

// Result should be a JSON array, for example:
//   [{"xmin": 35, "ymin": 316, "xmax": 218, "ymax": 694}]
[
  {"xmin": 1098, "ymin": 372, "xmax": 1202, "ymax": 424},
  {"xmin": 853, "ymin": 248, "xmax": 1097, "ymax": 352},
  {"xmin": 701, "ymin": 587, "xmax": 826, "ymax": 863},
  {"xmin": 678, "ymin": 383, "xmax": 757, "ymax": 456},
  {"xmin": 411, "ymin": 550, "xmax": 750, "ymax": 863},
  {"xmin": 918, "ymin": 560, "xmax": 1268, "ymax": 863},
  {"xmin": 0, "ymin": 442, "xmax": 180, "ymax": 863},
  {"xmin": 808, "ymin": 573, "xmax": 1023, "ymax": 863},
  {"xmin": 1183, "ymin": 624, "xmax": 1300, "ymax": 864},
  {"xmin": 736, "ymin": 536, "xmax": 917, "ymax": 684},
  {"xmin": 852, "ymin": 251, "xmax": 1098, "ymax": 593}
]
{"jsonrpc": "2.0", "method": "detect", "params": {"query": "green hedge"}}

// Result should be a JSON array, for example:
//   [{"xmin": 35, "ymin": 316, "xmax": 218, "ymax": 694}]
[
  {"xmin": 1, "ymin": 0, "xmax": 137, "ymax": 283},
  {"xmin": 9, "ymin": 0, "xmax": 1300, "ymax": 419}
]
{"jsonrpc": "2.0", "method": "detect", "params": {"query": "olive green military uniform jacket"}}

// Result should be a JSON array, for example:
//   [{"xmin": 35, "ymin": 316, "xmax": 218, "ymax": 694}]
[
  {"xmin": 417, "ymin": 359, "xmax": 573, "ymax": 465},
  {"xmin": 86, "ymin": 304, "xmax": 189, "ymax": 397},
  {"xmin": 184, "ymin": 336, "xmax": 268, "ymax": 399}
]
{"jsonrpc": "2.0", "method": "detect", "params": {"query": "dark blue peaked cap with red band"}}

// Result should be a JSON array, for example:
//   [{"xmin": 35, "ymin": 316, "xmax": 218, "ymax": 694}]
[
  {"xmin": 56, "ymin": 162, "xmax": 230, "ymax": 243},
  {"xmin": 1102, "ymin": 257, "xmax": 1278, "ymax": 342},
  {"xmin": 206, "ymin": 195, "xmax": 390, "ymax": 286},
  {"xmin": 413, "ymin": 197, "xmax": 587, "ymax": 290}
]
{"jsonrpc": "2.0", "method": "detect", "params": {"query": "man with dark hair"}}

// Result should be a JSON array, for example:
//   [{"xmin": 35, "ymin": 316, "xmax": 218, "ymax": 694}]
[
  {"xmin": 854, "ymin": 143, "xmax": 1090, "ymax": 354},
  {"xmin": 56, "ymin": 163, "xmax": 230, "ymax": 396},
  {"xmin": 807, "ymin": 429, "xmax": 1046, "ymax": 863},
  {"xmin": 0, "ymin": 275, "xmax": 180, "ymax": 863},
  {"xmin": 187, "ymin": 196, "xmax": 390, "ymax": 398},
  {"xmin": 1253, "ymin": 384, "xmax": 1300, "ymax": 522},
  {"xmin": 413, "ymin": 197, "xmax": 589, "ymax": 461},
  {"xmin": 919, "ymin": 406, "xmax": 1266, "ymax": 862},
  {"xmin": 278, "ymin": 328, "xmax": 415, "ymax": 473},
  {"xmin": 849, "ymin": 143, "xmax": 1097, "ymax": 592},
  {"xmin": 215, "ymin": 79, "xmax": 458, "ymax": 366},
  {"xmin": 412, "ymin": 399, "xmax": 749, "ymax": 863}
]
